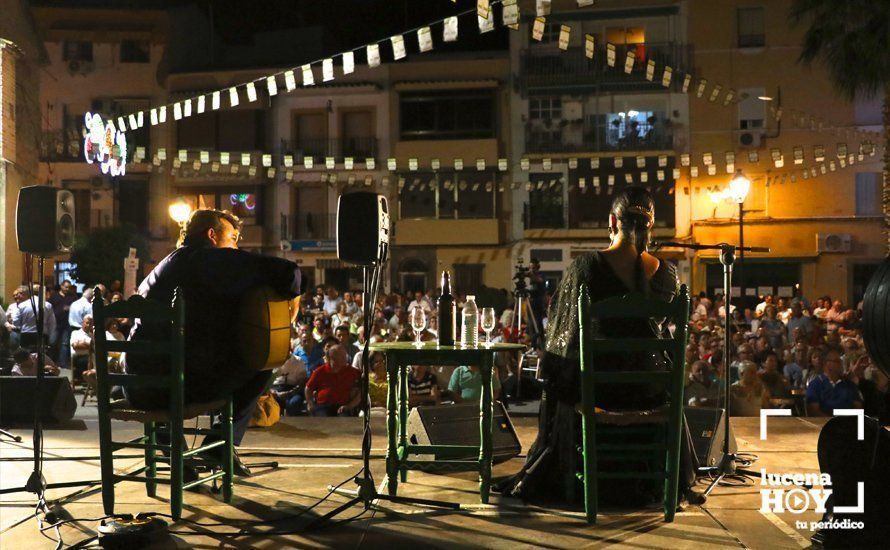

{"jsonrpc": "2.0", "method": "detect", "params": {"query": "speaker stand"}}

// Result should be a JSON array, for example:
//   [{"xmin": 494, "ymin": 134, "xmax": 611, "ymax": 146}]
[
  {"xmin": 306, "ymin": 256, "xmax": 460, "ymax": 530},
  {"xmin": 0, "ymin": 429, "xmax": 22, "ymax": 443},
  {"xmin": 0, "ymin": 256, "xmax": 96, "ymax": 498}
]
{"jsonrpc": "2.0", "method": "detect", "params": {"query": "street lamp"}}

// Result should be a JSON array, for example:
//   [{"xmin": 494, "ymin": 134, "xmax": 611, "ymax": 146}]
[
  {"xmin": 727, "ymin": 170, "xmax": 751, "ymax": 304},
  {"xmin": 168, "ymin": 197, "xmax": 192, "ymax": 226}
]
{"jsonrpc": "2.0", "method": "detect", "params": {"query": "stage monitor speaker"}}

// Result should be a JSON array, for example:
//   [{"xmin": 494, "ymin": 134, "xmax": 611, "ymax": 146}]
[
  {"xmin": 0, "ymin": 376, "xmax": 77, "ymax": 424},
  {"xmin": 16, "ymin": 186, "xmax": 75, "ymax": 256},
  {"xmin": 406, "ymin": 403, "xmax": 521, "ymax": 469},
  {"xmin": 686, "ymin": 406, "xmax": 736, "ymax": 468},
  {"xmin": 336, "ymin": 192, "xmax": 389, "ymax": 265}
]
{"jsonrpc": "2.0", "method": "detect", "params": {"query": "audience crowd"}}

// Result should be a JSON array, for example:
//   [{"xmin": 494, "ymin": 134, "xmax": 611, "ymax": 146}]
[{"xmin": 2, "ymin": 277, "xmax": 887, "ymax": 427}]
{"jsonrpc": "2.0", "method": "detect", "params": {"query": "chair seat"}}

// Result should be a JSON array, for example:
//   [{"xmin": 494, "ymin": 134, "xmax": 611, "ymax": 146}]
[
  {"xmin": 108, "ymin": 398, "xmax": 227, "ymax": 423},
  {"xmin": 576, "ymin": 403, "xmax": 670, "ymax": 426}
]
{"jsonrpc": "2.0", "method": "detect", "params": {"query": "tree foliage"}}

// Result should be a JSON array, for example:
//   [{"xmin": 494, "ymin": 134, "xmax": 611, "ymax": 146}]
[
  {"xmin": 790, "ymin": 0, "xmax": 890, "ymax": 100},
  {"xmin": 69, "ymin": 225, "xmax": 150, "ymax": 288}
]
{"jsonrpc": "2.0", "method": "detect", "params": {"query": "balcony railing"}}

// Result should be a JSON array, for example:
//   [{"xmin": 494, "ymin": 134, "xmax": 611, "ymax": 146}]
[
  {"xmin": 525, "ymin": 121, "xmax": 673, "ymax": 154},
  {"xmin": 39, "ymin": 129, "xmax": 83, "ymax": 162},
  {"xmin": 519, "ymin": 42, "xmax": 688, "ymax": 93},
  {"xmin": 279, "ymin": 137, "xmax": 378, "ymax": 161},
  {"xmin": 523, "ymin": 202, "xmax": 566, "ymax": 230},
  {"xmin": 289, "ymin": 212, "xmax": 336, "ymax": 241}
]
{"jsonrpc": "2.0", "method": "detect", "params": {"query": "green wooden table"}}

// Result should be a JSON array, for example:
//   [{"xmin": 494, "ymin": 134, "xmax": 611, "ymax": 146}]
[{"xmin": 370, "ymin": 341, "xmax": 526, "ymax": 503}]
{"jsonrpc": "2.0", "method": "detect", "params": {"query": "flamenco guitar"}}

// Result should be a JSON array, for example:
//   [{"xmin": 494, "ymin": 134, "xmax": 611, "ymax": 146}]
[{"xmin": 238, "ymin": 286, "xmax": 299, "ymax": 371}]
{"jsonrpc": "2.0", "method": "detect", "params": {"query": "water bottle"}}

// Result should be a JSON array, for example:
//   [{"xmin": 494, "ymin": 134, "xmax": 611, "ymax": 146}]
[{"xmin": 461, "ymin": 295, "xmax": 479, "ymax": 348}]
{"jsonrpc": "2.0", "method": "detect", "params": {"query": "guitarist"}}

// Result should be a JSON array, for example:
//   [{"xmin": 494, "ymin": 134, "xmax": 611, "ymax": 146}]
[{"xmin": 125, "ymin": 208, "xmax": 302, "ymax": 476}]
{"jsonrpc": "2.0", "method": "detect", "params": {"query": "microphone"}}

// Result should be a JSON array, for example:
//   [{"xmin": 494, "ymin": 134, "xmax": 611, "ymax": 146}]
[{"xmin": 650, "ymin": 240, "xmax": 771, "ymax": 253}]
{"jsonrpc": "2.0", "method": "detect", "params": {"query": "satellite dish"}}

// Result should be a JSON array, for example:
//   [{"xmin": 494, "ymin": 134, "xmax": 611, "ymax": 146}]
[{"xmin": 862, "ymin": 256, "xmax": 890, "ymax": 377}]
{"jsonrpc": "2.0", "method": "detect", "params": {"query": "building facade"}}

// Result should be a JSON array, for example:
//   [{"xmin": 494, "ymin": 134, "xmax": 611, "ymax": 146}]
[
  {"xmin": 0, "ymin": 0, "xmax": 46, "ymax": 301},
  {"xmin": 684, "ymin": 0, "xmax": 883, "ymax": 307},
  {"xmin": 509, "ymin": 0, "xmax": 689, "ymax": 290}
]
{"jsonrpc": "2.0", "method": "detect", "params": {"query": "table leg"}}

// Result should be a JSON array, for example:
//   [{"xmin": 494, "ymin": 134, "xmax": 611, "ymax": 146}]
[
  {"xmin": 399, "ymin": 362, "xmax": 409, "ymax": 483},
  {"xmin": 386, "ymin": 354, "xmax": 399, "ymax": 496},
  {"xmin": 479, "ymin": 354, "xmax": 494, "ymax": 504}
]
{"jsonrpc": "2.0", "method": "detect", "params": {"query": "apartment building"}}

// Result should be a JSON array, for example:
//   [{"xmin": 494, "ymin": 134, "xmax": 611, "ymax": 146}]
[
  {"xmin": 509, "ymin": 0, "xmax": 689, "ymax": 289},
  {"xmin": 32, "ymin": 3, "xmax": 167, "ymax": 280},
  {"xmin": 683, "ymin": 0, "xmax": 883, "ymax": 305},
  {"xmin": 0, "ymin": 0, "xmax": 47, "ymax": 300}
]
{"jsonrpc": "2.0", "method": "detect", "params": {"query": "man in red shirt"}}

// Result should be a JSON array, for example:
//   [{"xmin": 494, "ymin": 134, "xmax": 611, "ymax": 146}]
[{"xmin": 305, "ymin": 344, "xmax": 361, "ymax": 416}]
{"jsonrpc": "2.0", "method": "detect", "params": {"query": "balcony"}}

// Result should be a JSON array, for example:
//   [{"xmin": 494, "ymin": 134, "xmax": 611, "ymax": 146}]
[
  {"xmin": 288, "ymin": 212, "xmax": 336, "ymax": 241},
  {"xmin": 525, "ymin": 121, "xmax": 673, "ymax": 154},
  {"xmin": 519, "ymin": 42, "xmax": 688, "ymax": 94},
  {"xmin": 279, "ymin": 137, "xmax": 378, "ymax": 162},
  {"xmin": 39, "ymin": 130, "xmax": 83, "ymax": 162}
]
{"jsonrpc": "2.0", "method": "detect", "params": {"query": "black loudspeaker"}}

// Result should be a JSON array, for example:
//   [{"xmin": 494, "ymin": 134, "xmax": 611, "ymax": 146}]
[
  {"xmin": 685, "ymin": 407, "xmax": 736, "ymax": 468},
  {"xmin": 336, "ymin": 192, "xmax": 389, "ymax": 265},
  {"xmin": 406, "ymin": 403, "xmax": 521, "ymax": 469},
  {"xmin": 16, "ymin": 186, "xmax": 75, "ymax": 255},
  {"xmin": 863, "ymin": 256, "xmax": 890, "ymax": 378},
  {"xmin": 0, "ymin": 376, "xmax": 77, "ymax": 423}
]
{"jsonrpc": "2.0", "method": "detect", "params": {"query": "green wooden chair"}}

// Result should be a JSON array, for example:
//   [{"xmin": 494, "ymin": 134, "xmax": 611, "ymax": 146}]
[
  {"xmin": 577, "ymin": 283, "xmax": 690, "ymax": 523},
  {"xmin": 92, "ymin": 287, "xmax": 234, "ymax": 520}
]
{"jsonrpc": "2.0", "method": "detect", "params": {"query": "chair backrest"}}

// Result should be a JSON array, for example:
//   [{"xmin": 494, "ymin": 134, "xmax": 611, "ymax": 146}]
[
  {"xmin": 92, "ymin": 288, "xmax": 185, "ymax": 411},
  {"xmin": 578, "ymin": 283, "xmax": 690, "ymax": 389}
]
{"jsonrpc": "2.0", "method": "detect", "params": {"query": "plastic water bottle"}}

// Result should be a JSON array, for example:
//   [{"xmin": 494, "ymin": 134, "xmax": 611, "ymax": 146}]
[{"xmin": 461, "ymin": 295, "xmax": 479, "ymax": 348}]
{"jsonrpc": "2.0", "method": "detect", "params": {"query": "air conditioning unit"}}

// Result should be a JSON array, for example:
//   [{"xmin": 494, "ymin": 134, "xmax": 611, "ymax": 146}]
[
  {"xmin": 817, "ymin": 233, "xmax": 852, "ymax": 253},
  {"xmin": 737, "ymin": 131, "xmax": 763, "ymax": 148},
  {"xmin": 66, "ymin": 60, "xmax": 82, "ymax": 74}
]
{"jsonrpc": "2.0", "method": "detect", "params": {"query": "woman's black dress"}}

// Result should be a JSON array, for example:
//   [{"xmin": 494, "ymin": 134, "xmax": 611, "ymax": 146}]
[{"xmin": 498, "ymin": 251, "xmax": 694, "ymax": 505}]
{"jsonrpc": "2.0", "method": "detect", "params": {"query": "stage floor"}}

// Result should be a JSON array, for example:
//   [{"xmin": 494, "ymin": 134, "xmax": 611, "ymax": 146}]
[{"xmin": 0, "ymin": 404, "xmax": 827, "ymax": 549}]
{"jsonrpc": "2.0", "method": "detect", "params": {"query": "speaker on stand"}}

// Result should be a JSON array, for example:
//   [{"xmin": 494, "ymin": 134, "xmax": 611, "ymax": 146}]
[{"xmin": 0, "ymin": 186, "xmax": 89, "ymax": 497}]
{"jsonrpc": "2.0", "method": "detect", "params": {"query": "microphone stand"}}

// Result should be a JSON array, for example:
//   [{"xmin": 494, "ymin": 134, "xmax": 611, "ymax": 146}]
[{"xmin": 652, "ymin": 241, "xmax": 770, "ymax": 495}]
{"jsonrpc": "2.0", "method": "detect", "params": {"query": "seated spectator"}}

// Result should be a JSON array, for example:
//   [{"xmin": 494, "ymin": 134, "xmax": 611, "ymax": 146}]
[
  {"xmin": 448, "ymin": 365, "xmax": 501, "ymax": 403},
  {"xmin": 848, "ymin": 355, "xmax": 887, "ymax": 421},
  {"xmin": 803, "ymin": 348, "xmax": 825, "ymax": 388},
  {"xmin": 731, "ymin": 360, "xmax": 769, "ymax": 416},
  {"xmin": 760, "ymin": 306, "xmax": 785, "ymax": 351},
  {"xmin": 367, "ymin": 352, "xmax": 388, "ymax": 408},
  {"xmin": 331, "ymin": 302, "xmax": 351, "ymax": 332},
  {"xmin": 806, "ymin": 349, "xmax": 863, "ymax": 416},
  {"xmin": 305, "ymin": 344, "xmax": 361, "ymax": 416},
  {"xmin": 786, "ymin": 303, "xmax": 812, "ymax": 343},
  {"xmin": 686, "ymin": 360, "xmax": 719, "ymax": 407},
  {"xmin": 11, "ymin": 347, "xmax": 60, "ymax": 376},
  {"xmin": 322, "ymin": 287, "xmax": 343, "ymax": 316},
  {"xmin": 271, "ymin": 354, "xmax": 308, "ymax": 416},
  {"xmin": 783, "ymin": 344, "xmax": 809, "ymax": 389},
  {"xmin": 70, "ymin": 314, "xmax": 94, "ymax": 382},
  {"xmin": 408, "ymin": 364, "xmax": 441, "ymax": 407},
  {"xmin": 342, "ymin": 291, "xmax": 360, "ymax": 319},
  {"xmin": 759, "ymin": 352, "xmax": 791, "ymax": 398},
  {"xmin": 841, "ymin": 338, "xmax": 863, "ymax": 373},
  {"xmin": 335, "ymin": 324, "xmax": 359, "ymax": 362},
  {"xmin": 311, "ymin": 314, "xmax": 328, "ymax": 342},
  {"xmin": 293, "ymin": 329, "xmax": 325, "ymax": 376},
  {"xmin": 408, "ymin": 291, "xmax": 432, "ymax": 313}
]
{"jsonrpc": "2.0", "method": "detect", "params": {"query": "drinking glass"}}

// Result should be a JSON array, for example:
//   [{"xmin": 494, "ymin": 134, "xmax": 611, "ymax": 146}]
[
  {"xmin": 410, "ymin": 306, "xmax": 427, "ymax": 348},
  {"xmin": 481, "ymin": 307, "xmax": 497, "ymax": 348}
]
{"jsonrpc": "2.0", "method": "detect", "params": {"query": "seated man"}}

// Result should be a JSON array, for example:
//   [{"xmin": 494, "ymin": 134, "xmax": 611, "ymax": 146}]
[
  {"xmin": 806, "ymin": 349, "xmax": 863, "ymax": 416},
  {"xmin": 408, "ymin": 364, "xmax": 441, "ymax": 407},
  {"xmin": 685, "ymin": 360, "xmax": 719, "ymax": 407},
  {"xmin": 335, "ymin": 324, "xmax": 359, "ymax": 362},
  {"xmin": 126, "ymin": 209, "xmax": 302, "ymax": 476},
  {"xmin": 305, "ymin": 344, "xmax": 360, "ymax": 416},
  {"xmin": 293, "ymin": 328, "xmax": 325, "ymax": 377},
  {"xmin": 271, "ymin": 354, "xmax": 307, "ymax": 416},
  {"xmin": 11, "ymin": 347, "xmax": 60, "ymax": 376},
  {"xmin": 448, "ymin": 365, "xmax": 501, "ymax": 403},
  {"xmin": 70, "ymin": 314, "xmax": 94, "ymax": 382}
]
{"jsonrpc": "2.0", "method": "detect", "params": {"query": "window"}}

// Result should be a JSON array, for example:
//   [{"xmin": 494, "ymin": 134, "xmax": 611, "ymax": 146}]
[
  {"xmin": 341, "ymin": 110, "xmax": 376, "ymax": 158},
  {"xmin": 63, "ymin": 41, "xmax": 93, "ymax": 62},
  {"xmin": 400, "ymin": 90, "xmax": 495, "ymax": 140},
  {"xmin": 177, "ymin": 110, "xmax": 265, "ymax": 151},
  {"xmin": 540, "ymin": 22, "xmax": 562, "ymax": 43},
  {"xmin": 181, "ymin": 188, "xmax": 262, "ymax": 225},
  {"xmin": 293, "ymin": 112, "xmax": 328, "ymax": 157},
  {"xmin": 120, "ymin": 40, "xmax": 150, "ymax": 63},
  {"xmin": 117, "ymin": 178, "xmax": 149, "ymax": 232},
  {"xmin": 737, "ymin": 7, "xmax": 765, "ymax": 48},
  {"xmin": 453, "ymin": 264, "xmax": 484, "ymax": 295},
  {"xmin": 530, "ymin": 249, "xmax": 563, "ymax": 262},
  {"xmin": 398, "ymin": 171, "xmax": 496, "ymax": 220},
  {"xmin": 855, "ymin": 173, "xmax": 881, "ymax": 216},
  {"xmin": 529, "ymin": 97, "xmax": 562, "ymax": 121}
]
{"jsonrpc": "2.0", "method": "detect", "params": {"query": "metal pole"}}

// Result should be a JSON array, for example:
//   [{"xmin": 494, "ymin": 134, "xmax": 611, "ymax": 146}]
[{"xmin": 738, "ymin": 202, "xmax": 744, "ymax": 308}]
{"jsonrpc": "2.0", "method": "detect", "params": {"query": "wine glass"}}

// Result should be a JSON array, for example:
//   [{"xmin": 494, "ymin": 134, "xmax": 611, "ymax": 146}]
[
  {"xmin": 410, "ymin": 306, "xmax": 427, "ymax": 348},
  {"xmin": 481, "ymin": 307, "xmax": 497, "ymax": 348}
]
